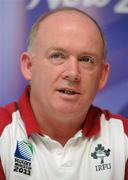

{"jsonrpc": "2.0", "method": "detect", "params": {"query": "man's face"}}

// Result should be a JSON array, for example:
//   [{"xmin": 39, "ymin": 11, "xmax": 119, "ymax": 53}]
[{"xmin": 22, "ymin": 11, "xmax": 109, "ymax": 119}]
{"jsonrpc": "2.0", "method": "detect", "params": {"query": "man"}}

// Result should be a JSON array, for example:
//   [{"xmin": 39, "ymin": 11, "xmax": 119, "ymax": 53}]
[{"xmin": 0, "ymin": 7, "xmax": 128, "ymax": 180}]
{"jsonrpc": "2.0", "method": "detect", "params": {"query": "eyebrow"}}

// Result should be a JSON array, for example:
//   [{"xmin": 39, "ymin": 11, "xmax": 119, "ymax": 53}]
[{"xmin": 46, "ymin": 47, "xmax": 68, "ymax": 54}]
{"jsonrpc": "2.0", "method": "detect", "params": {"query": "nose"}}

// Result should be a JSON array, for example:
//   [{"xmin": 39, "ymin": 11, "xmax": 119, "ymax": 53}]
[{"xmin": 62, "ymin": 57, "xmax": 81, "ymax": 82}]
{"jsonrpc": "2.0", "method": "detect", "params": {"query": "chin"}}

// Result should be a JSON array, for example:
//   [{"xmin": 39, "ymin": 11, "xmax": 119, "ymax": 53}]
[{"xmin": 55, "ymin": 105, "xmax": 81, "ymax": 114}]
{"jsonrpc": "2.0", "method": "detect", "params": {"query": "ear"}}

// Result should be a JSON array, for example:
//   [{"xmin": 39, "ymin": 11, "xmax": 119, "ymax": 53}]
[
  {"xmin": 98, "ymin": 63, "xmax": 110, "ymax": 90},
  {"xmin": 20, "ymin": 52, "xmax": 32, "ymax": 81}
]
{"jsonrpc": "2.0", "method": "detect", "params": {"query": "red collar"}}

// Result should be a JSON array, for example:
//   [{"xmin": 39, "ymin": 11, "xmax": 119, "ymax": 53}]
[
  {"xmin": 18, "ymin": 85, "xmax": 101, "ymax": 137},
  {"xmin": 82, "ymin": 105, "xmax": 101, "ymax": 137},
  {"xmin": 18, "ymin": 85, "xmax": 42, "ymax": 137}
]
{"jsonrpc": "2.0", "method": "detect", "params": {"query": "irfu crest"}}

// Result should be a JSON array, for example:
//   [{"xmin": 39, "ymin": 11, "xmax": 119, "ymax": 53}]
[{"xmin": 91, "ymin": 144, "xmax": 110, "ymax": 164}]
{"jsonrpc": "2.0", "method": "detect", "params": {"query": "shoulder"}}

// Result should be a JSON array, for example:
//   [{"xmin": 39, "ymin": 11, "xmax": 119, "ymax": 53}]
[
  {"xmin": 100, "ymin": 108, "xmax": 128, "ymax": 135},
  {"xmin": 0, "ymin": 102, "xmax": 16, "ymax": 135}
]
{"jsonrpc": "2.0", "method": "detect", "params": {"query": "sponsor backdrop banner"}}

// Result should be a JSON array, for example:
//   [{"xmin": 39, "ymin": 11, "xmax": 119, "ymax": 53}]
[{"xmin": 0, "ymin": 0, "xmax": 128, "ymax": 117}]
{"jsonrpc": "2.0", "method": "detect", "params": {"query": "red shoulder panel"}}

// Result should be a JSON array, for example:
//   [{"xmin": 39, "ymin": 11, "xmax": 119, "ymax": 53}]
[
  {"xmin": 0, "ymin": 102, "xmax": 16, "ymax": 135},
  {"xmin": 103, "ymin": 109, "xmax": 128, "ymax": 136},
  {"xmin": 0, "ymin": 159, "xmax": 5, "ymax": 180}
]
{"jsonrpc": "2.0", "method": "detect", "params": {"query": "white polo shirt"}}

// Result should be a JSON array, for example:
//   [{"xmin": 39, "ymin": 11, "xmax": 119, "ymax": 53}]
[{"xmin": 0, "ymin": 86, "xmax": 128, "ymax": 180}]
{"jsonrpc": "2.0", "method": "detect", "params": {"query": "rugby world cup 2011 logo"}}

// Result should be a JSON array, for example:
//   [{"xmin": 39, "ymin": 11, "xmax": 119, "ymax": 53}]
[{"xmin": 13, "ymin": 140, "xmax": 33, "ymax": 176}]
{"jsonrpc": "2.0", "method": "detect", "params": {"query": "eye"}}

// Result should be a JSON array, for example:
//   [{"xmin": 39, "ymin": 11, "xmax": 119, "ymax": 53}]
[
  {"xmin": 79, "ymin": 55, "xmax": 95, "ymax": 64},
  {"xmin": 50, "ymin": 52, "xmax": 65, "ymax": 60}
]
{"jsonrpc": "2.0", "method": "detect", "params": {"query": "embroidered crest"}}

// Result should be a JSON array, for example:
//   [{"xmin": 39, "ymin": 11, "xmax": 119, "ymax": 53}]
[{"xmin": 91, "ymin": 144, "xmax": 111, "ymax": 171}]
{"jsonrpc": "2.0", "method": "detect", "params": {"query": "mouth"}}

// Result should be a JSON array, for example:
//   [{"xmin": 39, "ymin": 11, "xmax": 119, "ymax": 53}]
[{"xmin": 57, "ymin": 88, "xmax": 80, "ymax": 95}]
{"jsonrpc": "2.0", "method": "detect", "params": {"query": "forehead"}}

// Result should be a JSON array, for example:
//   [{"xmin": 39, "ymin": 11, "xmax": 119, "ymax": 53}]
[
  {"xmin": 38, "ymin": 10, "xmax": 101, "ymax": 34},
  {"xmin": 34, "ymin": 10, "xmax": 104, "ymax": 57}
]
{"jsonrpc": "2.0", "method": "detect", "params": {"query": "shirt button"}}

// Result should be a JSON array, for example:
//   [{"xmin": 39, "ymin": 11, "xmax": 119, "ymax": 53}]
[
  {"xmin": 56, "ymin": 150, "xmax": 62, "ymax": 155},
  {"xmin": 62, "ymin": 161, "xmax": 72, "ymax": 167}
]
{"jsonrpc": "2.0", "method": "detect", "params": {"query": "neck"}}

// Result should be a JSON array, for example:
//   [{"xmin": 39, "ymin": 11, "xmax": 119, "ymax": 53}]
[
  {"xmin": 31, "ymin": 104, "xmax": 86, "ymax": 146},
  {"xmin": 40, "ymin": 116, "xmax": 84, "ymax": 145}
]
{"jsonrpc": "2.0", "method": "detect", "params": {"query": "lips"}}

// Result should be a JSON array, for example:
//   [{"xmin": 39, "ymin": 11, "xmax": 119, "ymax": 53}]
[{"xmin": 57, "ymin": 88, "xmax": 80, "ymax": 95}]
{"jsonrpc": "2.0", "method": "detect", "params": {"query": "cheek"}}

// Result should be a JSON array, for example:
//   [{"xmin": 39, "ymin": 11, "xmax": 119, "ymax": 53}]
[
  {"xmin": 30, "ymin": 66, "xmax": 48, "ymax": 90},
  {"xmin": 82, "ymin": 70, "xmax": 102, "ymax": 93},
  {"xmin": 32, "ymin": 67, "xmax": 59, "ymax": 93}
]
